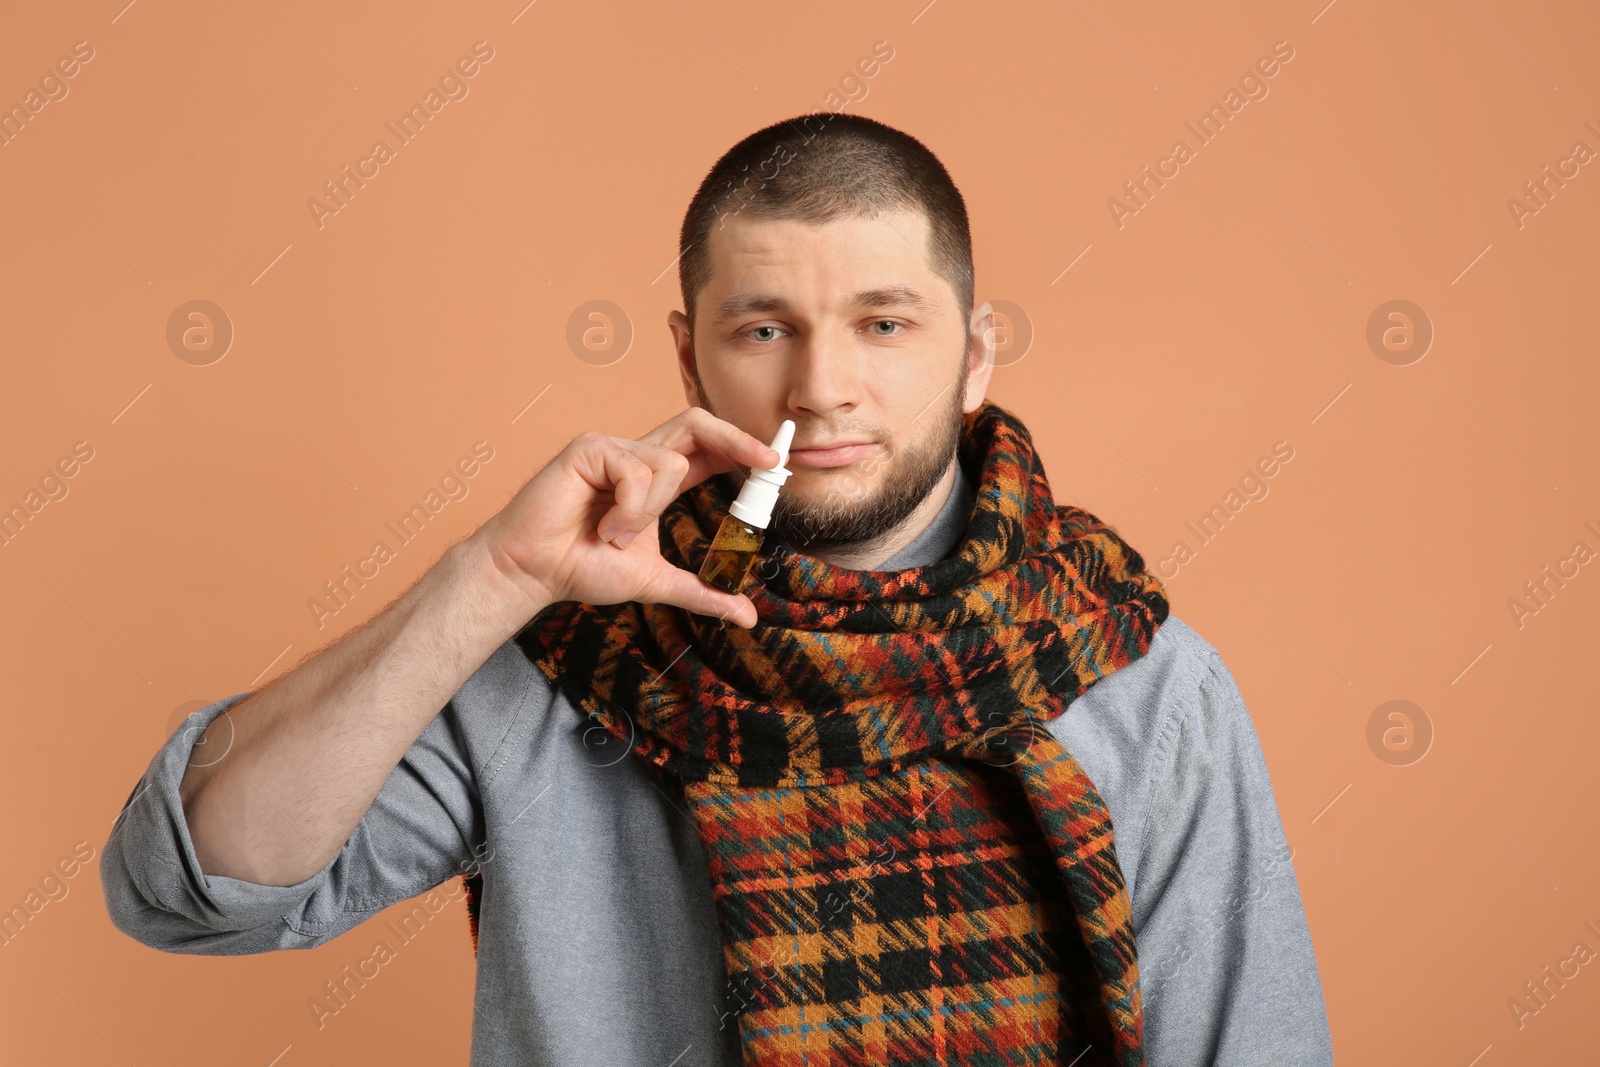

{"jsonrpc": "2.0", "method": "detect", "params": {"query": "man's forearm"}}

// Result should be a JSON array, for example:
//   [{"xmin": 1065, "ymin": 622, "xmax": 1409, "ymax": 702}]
[{"xmin": 177, "ymin": 532, "xmax": 549, "ymax": 887}]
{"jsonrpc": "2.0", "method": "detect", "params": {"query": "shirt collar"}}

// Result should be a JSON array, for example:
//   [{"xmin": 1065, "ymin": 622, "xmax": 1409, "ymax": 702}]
[{"xmin": 877, "ymin": 462, "xmax": 976, "ymax": 570}]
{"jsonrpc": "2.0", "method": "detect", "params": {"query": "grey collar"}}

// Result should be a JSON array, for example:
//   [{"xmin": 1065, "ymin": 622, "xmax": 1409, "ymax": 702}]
[{"xmin": 877, "ymin": 463, "xmax": 976, "ymax": 570}]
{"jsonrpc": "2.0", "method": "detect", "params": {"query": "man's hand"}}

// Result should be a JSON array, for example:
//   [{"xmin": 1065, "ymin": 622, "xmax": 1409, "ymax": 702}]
[{"xmin": 477, "ymin": 407, "xmax": 781, "ymax": 628}]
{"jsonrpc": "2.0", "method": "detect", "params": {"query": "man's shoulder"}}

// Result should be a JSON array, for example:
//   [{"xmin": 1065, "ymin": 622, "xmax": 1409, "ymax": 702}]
[
  {"xmin": 457, "ymin": 634, "xmax": 552, "ymax": 714},
  {"xmin": 1058, "ymin": 613, "xmax": 1225, "ymax": 732},
  {"xmin": 442, "ymin": 633, "xmax": 562, "ymax": 783},
  {"xmin": 1129, "ymin": 613, "xmax": 1223, "ymax": 678},
  {"xmin": 1042, "ymin": 613, "xmax": 1216, "ymax": 765},
  {"xmin": 1040, "ymin": 615, "xmax": 1239, "ymax": 863}
]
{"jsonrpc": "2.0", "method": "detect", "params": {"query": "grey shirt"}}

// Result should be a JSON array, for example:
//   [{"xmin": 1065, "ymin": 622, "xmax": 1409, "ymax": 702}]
[{"xmin": 100, "ymin": 468, "xmax": 1334, "ymax": 1065}]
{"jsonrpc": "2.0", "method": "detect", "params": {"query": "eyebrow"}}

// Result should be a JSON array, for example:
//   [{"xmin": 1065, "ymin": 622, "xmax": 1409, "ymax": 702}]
[{"xmin": 710, "ymin": 285, "xmax": 939, "ymax": 326}]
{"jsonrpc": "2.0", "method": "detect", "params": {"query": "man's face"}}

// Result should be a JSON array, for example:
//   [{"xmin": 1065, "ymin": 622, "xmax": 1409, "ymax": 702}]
[{"xmin": 668, "ymin": 207, "xmax": 993, "ymax": 553}]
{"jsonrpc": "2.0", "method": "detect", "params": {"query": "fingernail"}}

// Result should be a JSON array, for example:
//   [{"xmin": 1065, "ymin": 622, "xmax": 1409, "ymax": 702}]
[{"xmin": 612, "ymin": 530, "xmax": 637, "ymax": 549}]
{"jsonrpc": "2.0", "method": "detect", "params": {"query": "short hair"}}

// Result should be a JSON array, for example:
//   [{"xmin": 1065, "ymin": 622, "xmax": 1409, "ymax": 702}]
[{"xmin": 677, "ymin": 113, "xmax": 974, "ymax": 337}]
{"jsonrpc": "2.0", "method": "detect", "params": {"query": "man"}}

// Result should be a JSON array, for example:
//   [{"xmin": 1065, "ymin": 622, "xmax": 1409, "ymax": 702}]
[{"xmin": 101, "ymin": 114, "xmax": 1333, "ymax": 1065}]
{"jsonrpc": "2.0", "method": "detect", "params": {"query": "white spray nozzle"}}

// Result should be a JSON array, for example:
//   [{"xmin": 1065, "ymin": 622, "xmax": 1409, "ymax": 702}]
[
  {"xmin": 767, "ymin": 420, "xmax": 794, "ymax": 468},
  {"xmin": 728, "ymin": 419, "xmax": 795, "ymax": 529}
]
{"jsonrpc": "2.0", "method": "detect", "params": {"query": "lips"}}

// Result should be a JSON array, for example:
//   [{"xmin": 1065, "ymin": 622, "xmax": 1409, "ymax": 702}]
[{"xmin": 787, "ymin": 442, "xmax": 876, "ymax": 468}]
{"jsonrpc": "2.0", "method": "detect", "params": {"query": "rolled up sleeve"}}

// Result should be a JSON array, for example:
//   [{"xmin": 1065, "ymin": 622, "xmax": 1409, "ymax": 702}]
[
  {"xmin": 100, "ymin": 691, "xmax": 485, "ymax": 956},
  {"xmin": 1133, "ymin": 651, "xmax": 1334, "ymax": 1065}
]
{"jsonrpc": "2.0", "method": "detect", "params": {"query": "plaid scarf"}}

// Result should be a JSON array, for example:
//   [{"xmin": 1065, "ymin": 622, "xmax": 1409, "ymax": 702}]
[{"xmin": 463, "ymin": 398, "xmax": 1169, "ymax": 1066}]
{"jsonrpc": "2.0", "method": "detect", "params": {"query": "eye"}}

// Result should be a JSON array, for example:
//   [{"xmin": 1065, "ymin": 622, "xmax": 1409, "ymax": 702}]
[
  {"xmin": 867, "ymin": 320, "xmax": 903, "ymax": 336},
  {"xmin": 745, "ymin": 325, "xmax": 785, "ymax": 343}
]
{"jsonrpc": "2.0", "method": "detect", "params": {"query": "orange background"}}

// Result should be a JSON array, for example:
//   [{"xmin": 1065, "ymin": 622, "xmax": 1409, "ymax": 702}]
[{"xmin": 3, "ymin": 0, "xmax": 1597, "ymax": 1063}]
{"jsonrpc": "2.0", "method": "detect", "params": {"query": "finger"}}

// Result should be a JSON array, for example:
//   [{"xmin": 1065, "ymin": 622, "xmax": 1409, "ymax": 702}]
[
  {"xmin": 569, "ymin": 434, "xmax": 653, "ymax": 541},
  {"xmin": 641, "ymin": 562, "xmax": 760, "ymax": 629},
  {"xmin": 595, "ymin": 439, "xmax": 693, "ymax": 543},
  {"xmin": 640, "ymin": 407, "xmax": 781, "ymax": 485}
]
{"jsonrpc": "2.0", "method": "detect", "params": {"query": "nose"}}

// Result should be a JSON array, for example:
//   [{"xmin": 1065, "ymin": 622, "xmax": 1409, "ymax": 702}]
[{"xmin": 786, "ymin": 326, "xmax": 862, "ymax": 419}]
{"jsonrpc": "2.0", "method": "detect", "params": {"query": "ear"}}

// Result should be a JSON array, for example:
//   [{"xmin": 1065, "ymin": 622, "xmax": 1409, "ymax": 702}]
[
  {"xmin": 666, "ymin": 309, "xmax": 699, "ymax": 407},
  {"xmin": 962, "ymin": 300, "xmax": 997, "ymax": 413}
]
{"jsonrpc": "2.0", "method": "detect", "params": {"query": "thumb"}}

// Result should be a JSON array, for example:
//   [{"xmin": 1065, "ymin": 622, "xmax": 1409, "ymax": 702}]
[{"xmin": 645, "ymin": 564, "xmax": 761, "ymax": 629}]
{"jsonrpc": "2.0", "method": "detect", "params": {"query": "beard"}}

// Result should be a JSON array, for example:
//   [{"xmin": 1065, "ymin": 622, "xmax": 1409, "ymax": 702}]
[{"xmin": 693, "ymin": 360, "xmax": 967, "ymax": 558}]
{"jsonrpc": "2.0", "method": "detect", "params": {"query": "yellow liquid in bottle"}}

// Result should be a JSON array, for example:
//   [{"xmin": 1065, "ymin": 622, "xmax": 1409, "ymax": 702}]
[{"xmin": 698, "ymin": 514, "xmax": 765, "ymax": 594}]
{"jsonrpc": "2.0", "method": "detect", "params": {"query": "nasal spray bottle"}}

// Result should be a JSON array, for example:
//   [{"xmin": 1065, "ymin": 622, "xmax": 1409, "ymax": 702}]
[{"xmin": 697, "ymin": 419, "xmax": 795, "ymax": 595}]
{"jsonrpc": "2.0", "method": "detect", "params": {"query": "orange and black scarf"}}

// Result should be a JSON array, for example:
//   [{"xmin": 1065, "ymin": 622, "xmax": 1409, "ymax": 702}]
[{"xmin": 464, "ymin": 398, "xmax": 1169, "ymax": 1066}]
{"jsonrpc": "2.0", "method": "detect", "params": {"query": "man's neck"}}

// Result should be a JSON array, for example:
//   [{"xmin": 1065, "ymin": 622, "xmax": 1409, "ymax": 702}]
[{"xmin": 808, "ymin": 460, "xmax": 960, "ymax": 570}]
